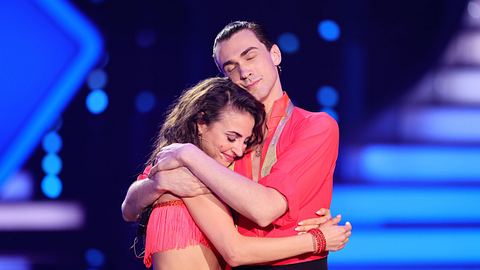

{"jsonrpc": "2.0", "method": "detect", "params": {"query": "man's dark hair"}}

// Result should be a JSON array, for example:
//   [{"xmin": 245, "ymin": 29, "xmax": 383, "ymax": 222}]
[{"xmin": 212, "ymin": 21, "xmax": 273, "ymax": 58}]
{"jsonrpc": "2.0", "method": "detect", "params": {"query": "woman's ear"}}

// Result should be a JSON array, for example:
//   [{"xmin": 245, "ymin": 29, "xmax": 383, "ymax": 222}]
[
  {"xmin": 197, "ymin": 121, "xmax": 207, "ymax": 136},
  {"xmin": 196, "ymin": 112, "xmax": 207, "ymax": 136}
]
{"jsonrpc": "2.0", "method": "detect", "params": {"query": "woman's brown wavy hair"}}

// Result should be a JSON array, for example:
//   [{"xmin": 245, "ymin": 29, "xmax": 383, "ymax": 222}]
[{"xmin": 147, "ymin": 77, "xmax": 265, "ymax": 165}]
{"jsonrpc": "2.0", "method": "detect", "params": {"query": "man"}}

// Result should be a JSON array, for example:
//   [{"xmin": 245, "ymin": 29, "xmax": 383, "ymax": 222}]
[{"xmin": 122, "ymin": 21, "xmax": 351, "ymax": 269}]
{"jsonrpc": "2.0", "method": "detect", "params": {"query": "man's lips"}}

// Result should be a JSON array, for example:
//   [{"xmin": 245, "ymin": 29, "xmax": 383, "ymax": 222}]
[{"xmin": 246, "ymin": 79, "xmax": 261, "ymax": 90}]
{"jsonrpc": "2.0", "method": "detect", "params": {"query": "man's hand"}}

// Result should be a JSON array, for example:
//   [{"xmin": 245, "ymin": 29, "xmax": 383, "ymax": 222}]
[
  {"xmin": 295, "ymin": 208, "xmax": 335, "ymax": 233},
  {"xmin": 153, "ymin": 143, "xmax": 196, "ymax": 171},
  {"xmin": 149, "ymin": 166, "xmax": 210, "ymax": 197}
]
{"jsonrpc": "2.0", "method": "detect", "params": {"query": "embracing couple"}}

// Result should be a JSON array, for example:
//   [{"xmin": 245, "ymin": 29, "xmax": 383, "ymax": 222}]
[{"xmin": 122, "ymin": 21, "xmax": 352, "ymax": 270}]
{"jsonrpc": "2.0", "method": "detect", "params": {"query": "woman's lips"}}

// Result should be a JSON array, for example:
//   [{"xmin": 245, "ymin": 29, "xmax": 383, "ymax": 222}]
[{"xmin": 222, "ymin": 153, "xmax": 235, "ymax": 163}]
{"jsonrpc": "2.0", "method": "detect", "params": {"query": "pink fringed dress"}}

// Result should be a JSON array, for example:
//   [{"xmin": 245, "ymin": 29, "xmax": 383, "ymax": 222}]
[{"xmin": 137, "ymin": 166, "xmax": 214, "ymax": 268}]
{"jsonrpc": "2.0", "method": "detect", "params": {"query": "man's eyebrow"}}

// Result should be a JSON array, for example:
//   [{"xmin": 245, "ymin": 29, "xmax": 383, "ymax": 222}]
[
  {"xmin": 240, "ymin": 46, "xmax": 258, "ymax": 57},
  {"xmin": 222, "ymin": 47, "xmax": 258, "ymax": 70}
]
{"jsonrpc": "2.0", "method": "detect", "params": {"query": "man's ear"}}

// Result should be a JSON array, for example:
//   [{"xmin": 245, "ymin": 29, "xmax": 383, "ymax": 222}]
[{"xmin": 270, "ymin": 44, "xmax": 282, "ymax": 66}]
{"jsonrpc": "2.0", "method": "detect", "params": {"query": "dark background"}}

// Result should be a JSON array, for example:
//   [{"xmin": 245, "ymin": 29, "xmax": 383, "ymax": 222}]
[{"xmin": 2, "ymin": 0, "xmax": 471, "ymax": 269}]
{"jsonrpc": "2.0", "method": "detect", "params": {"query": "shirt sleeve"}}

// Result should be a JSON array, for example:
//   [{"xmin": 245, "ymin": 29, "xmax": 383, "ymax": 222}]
[
  {"xmin": 259, "ymin": 113, "xmax": 339, "ymax": 227},
  {"xmin": 136, "ymin": 164, "xmax": 152, "ymax": 181}
]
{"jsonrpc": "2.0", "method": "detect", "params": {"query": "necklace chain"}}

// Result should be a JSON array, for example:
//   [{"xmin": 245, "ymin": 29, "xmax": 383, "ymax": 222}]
[{"xmin": 255, "ymin": 145, "xmax": 262, "ymax": 157}]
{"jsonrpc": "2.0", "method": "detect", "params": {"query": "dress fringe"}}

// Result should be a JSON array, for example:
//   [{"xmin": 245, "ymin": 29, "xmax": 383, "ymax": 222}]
[{"xmin": 143, "ymin": 200, "xmax": 212, "ymax": 268}]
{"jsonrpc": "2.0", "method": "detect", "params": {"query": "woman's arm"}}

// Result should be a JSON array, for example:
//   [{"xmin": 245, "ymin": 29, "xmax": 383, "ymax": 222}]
[{"xmin": 182, "ymin": 194, "xmax": 350, "ymax": 267}]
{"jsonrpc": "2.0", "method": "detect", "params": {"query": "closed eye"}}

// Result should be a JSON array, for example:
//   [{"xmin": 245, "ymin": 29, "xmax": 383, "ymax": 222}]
[
  {"xmin": 245, "ymin": 52, "xmax": 257, "ymax": 61},
  {"xmin": 225, "ymin": 65, "xmax": 236, "ymax": 74},
  {"xmin": 246, "ymin": 55, "xmax": 256, "ymax": 61}
]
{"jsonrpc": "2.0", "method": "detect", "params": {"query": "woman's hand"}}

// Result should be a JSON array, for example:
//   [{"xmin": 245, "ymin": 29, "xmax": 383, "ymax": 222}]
[{"xmin": 319, "ymin": 220, "xmax": 352, "ymax": 252}]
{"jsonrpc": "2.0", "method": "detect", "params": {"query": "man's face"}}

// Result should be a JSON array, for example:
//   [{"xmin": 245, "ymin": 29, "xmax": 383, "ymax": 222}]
[{"xmin": 214, "ymin": 30, "xmax": 282, "ymax": 105}]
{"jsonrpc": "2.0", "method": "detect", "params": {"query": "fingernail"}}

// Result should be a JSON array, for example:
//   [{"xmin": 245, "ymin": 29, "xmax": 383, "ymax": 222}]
[
  {"xmin": 316, "ymin": 210, "xmax": 323, "ymax": 214},
  {"xmin": 298, "ymin": 222, "xmax": 303, "ymax": 225},
  {"xmin": 294, "ymin": 227, "xmax": 300, "ymax": 231}
]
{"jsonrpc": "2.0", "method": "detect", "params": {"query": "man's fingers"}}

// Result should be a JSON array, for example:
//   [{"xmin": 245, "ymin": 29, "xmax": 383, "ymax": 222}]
[
  {"xmin": 345, "ymin": 221, "xmax": 352, "ymax": 230},
  {"xmin": 298, "ymin": 217, "xmax": 326, "ymax": 226},
  {"xmin": 315, "ymin": 208, "xmax": 328, "ymax": 215},
  {"xmin": 315, "ymin": 208, "xmax": 332, "ymax": 219},
  {"xmin": 294, "ymin": 224, "xmax": 319, "ymax": 232},
  {"xmin": 335, "ymin": 243, "xmax": 346, "ymax": 251},
  {"xmin": 329, "ymin": 214, "xmax": 341, "ymax": 224},
  {"xmin": 148, "ymin": 164, "xmax": 160, "ymax": 178}
]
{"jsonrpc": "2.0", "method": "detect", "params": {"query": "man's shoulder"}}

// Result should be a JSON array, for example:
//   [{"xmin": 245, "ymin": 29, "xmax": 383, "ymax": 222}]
[{"xmin": 291, "ymin": 106, "xmax": 338, "ymax": 128}]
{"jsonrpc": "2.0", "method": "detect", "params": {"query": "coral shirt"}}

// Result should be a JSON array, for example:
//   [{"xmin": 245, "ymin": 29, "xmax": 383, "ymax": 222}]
[{"xmin": 233, "ymin": 93, "xmax": 339, "ymax": 266}]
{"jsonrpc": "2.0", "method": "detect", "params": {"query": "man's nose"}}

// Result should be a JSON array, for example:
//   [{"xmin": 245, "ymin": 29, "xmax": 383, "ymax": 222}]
[{"xmin": 239, "ymin": 65, "xmax": 252, "ymax": 80}]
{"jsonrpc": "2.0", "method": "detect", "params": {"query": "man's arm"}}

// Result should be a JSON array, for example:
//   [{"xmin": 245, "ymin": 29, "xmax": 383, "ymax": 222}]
[
  {"xmin": 182, "ymin": 148, "xmax": 288, "ymax": 227},
  {"xmin": 121, "ymin": 165, "xmax": 166, "ymax": 222},
  {"xmin": 121, "ymin": 166, "xmax": 209, "ymax": 222},
  {"xmin": 150, "ymin": 147, "xmax": 287, "ymax": 227},
  {"xmin": 121, "ymin": 177, "xmax": 165, "ymax": 222},
  {"xmin": 152, "ymin": 113, "xmax": 339, "ymax": 227}
]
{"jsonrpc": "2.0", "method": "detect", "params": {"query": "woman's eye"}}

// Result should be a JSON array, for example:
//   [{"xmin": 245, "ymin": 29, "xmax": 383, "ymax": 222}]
[{"xmin": 227, "ymin": 137, "xmax": 236, "ymax": 142}]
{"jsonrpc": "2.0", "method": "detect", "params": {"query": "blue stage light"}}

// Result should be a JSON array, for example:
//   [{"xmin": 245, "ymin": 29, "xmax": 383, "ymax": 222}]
[
  {"xmin": 86, "ymin": 89, "xmax": 108, "ymax": 114},
  {"xmin": 0, "ymin": 256, "xmax": 30, "ymax": 270},
  {"xmin": 342, "ymin": 145, "xmax": 480, "ymax": 182},
  {"xmin": 87, "ymin": 69, "xmax": 107, "ymax": 89},
  {"xmin": 85, "ymin": 248, "xmax": 105, "ymax": 267},
  {"xmin": 0, "ymin": 171, "xmax": 33, "ymax": 200},
  {"xmin": 329, "ymin": 228, "xmax": 480, "ymax": 265},
  {"xmin": 0, "ymin": 0, "xmax": 102, "ymax": 185},
  {"xmin": 317, "ymin": 86, "xmax": 339, "ymax": 106},
  {"xmin": 278, "ymin": 32, "xmax": 300, "ymax": 53},
  {"xmin": 331, "ymin": 185, "xmax": 480, "ymax": 226},
  {"xmin": 318, "ymin": 20, "xmax": 340, "ymax": 41},
  {"xmin": 399, "ymin": 107, "xmax": 480, "ymax": 142},
  {"xmin": 321, "ymin": 107, "xmax": 339, "ymax": 120},
  {"xmin": 136, "ymin": 29, "xmax": 157, "ymax": 48},
  {"xmin": 41, "ymin": 175, "xmax": 62, "ymax": 199},
  {"xmin": 135, "ymin": 91, "xmax": 156, "ymax": 113},
  {"xmin": 41, "ymin": 154, "xmax": 62, "ymax": 175},
  {"xmin": 42, "ymin": 131, "xmax": 62, "ymax": 153}
]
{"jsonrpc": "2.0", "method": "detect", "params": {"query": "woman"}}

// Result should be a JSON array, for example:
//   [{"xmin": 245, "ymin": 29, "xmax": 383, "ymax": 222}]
[{"xmin": 133, "ymin": 77, "xmax": 350, "ymax": 269}]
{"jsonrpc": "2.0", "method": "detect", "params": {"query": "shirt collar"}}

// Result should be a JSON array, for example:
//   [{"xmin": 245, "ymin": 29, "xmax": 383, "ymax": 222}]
[{"xmin": 266, "ymin": 92, "xmax": 291, "ymax": 131}]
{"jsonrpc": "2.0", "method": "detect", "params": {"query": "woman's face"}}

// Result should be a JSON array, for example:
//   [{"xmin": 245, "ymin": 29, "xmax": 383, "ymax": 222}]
[{"xmin": 197, "ymin": 106, "xmax": 255, "ymax": 167}]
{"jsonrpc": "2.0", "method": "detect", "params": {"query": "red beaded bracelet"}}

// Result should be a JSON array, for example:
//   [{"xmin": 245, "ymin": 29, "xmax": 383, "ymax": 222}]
[{"xmin": 308, "ymin": 228, "xmax": 327, "ymax": 254}]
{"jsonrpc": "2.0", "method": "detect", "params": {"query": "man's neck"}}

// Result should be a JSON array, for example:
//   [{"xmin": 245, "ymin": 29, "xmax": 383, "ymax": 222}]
[{"xmin": 263, "ymin": 81, "xmax": 283, "ymax": 119}]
